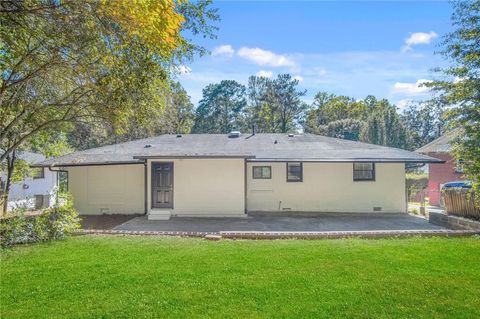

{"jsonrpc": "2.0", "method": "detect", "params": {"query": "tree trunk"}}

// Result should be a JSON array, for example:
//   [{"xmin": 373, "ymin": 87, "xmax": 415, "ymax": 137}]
[
  {"xmin": 0, "ymin": 177, "xmax": 4, "ymax": 216},
  {"xmin": 2, "ymin": 150, "xmax": 16, "ymax": 213}
]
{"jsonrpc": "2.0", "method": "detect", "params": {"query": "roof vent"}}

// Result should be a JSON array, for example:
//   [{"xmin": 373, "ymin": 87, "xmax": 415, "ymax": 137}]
[
  {"xmin": 274, "ymin": 140, "xmax": 278, "ymax": 144},
  {"xmin": 288, "ymin": 133, "xmax": 294, "ymax": 137},
  {"xmin": 144, "ymin": 144, "xmax": 152, "ymax": 148},
  {"xmin": 176, "ymin": 134, "xmax": 182, "ymax": 138},
  {"xmin": 228, "ymin": 131, "xmax": 241, "ymax": 138}
]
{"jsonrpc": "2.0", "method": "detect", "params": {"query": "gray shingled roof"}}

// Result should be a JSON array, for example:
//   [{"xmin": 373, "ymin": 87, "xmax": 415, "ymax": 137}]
[
  {"xmin": 416, "ymin": 129, "xmax": 462, "ymax": 153},
  {"xmin": 18, "ymin": 151, "xmax": 46, "ymax": 163},
  {"xmin": 34, "ymin": 133, "xmax": 443, "ymax": 167}
]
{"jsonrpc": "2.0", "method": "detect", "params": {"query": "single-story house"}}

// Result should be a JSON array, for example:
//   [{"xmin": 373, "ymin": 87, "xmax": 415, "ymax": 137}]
[
  {"xmin": 1, "ymin": 151, "xmax": 57, "ymax": 211},
  {"xmin": 34, "ymin": 133, "xmax": 442, "ymax": 220},
  {"xmin": 417, "ymin": 130, "xmax": 465, "ymax": 206}
]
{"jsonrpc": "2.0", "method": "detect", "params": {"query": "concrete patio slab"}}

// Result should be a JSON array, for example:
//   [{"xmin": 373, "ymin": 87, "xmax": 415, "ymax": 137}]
[
  {"xmin": 80, "ymin": 215, "xmax": 140, "ymax": 230},
  {"xmin": 113, "ymin": 213, "xmax": 445, "ymax": 233}
]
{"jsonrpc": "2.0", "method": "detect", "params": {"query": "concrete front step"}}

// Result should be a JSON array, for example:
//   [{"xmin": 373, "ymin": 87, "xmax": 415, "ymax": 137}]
[{"xmin": 148, "ymin": 211, "xmax": 172, "ymax": 220}]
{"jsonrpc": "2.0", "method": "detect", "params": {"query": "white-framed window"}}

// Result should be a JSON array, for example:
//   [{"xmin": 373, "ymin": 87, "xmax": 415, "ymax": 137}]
[
  {"xmin": 253, "ymin": 166, "xmax": 271, "ymax": 179},
  {"xmin": 286, "ymin": 162, "xmax": 303, "ymax": 182},
  {"xmin": 32, "ymin": 167, "xmax": 45, "ymax": 179},
  {"xmin": 353, "ymin": 162, "xmax": 375, "ymax": 181}
]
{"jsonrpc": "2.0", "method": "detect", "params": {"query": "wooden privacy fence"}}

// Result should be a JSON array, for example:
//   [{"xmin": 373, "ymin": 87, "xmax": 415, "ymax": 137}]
[{"xmin": 444, "ymin": 188, "xmax": 480, "ymax": 220}]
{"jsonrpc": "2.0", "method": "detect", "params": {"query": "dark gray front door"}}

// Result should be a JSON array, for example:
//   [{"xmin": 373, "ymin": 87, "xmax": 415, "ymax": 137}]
[{"xmin": 152, "ymin": 163, "xmax": 173, "ymax": 208}]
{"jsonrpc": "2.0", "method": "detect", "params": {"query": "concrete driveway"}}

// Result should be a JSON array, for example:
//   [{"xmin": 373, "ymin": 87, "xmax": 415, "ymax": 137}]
[{"xmin": 113, "ymin": 213, "xmax": 443, "ymax": 232}]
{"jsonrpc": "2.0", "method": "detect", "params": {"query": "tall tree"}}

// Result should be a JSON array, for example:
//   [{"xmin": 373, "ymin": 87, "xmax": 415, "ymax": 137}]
[
  {"xmin": 192, "ymin": 80, "xmax": 247, "ymax": 133},
  {"xmin": 304, "ymin": 93, "xmax": 368, "ymax": 133},
  {"xmin": 320, "ymin": 119, "xmax": 364, "ymax": 141},
  {"xmin": 361, "ymin": 99, "xmax": 408, "ymax": 149},
  {"xmin": 245, "ymin": 74, "xmax": 307, "ymax": 133},
  {"xmin": 428, "ymin": 0, "xmax": 480, "ymax": 192},
  {"xmin": 0, "ymin": 0, "xmax": 218, "ymax": 162},
  {"xmin": 0, "ymin": 0, "xmax": 218, "ymax": 210},
  {"xmin": 160, "ymin": 81, "xmax": 195, "ymax": 135},
  {"xmin": 402, "ymin": 100, "xmax": 446, "ymax": 150},
  {"xmin": 66, "ymin": 81, "xmax": 195, "ymax": 149},
  {"xmin": 273, "ymin": 74, "xmax": 308, "ymax": 133},
  {"xmin": 305, "ymin": 93, "xmax": 408, "ymax": 148}
]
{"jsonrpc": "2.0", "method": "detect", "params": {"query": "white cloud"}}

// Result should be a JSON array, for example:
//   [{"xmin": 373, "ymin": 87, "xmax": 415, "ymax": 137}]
[
  {"xmin": 403, "ymin": 32, "xmax": 438, "ymax": 52},
  {"xmin": 406, "ymin": 32, "xmax": 438, "ymax": 46},
  {"xmin": 212, "ymin": 44, "xmax": 235, "ymax": 57},
  {"xmin": 392, "ymin": 79, "xmax": 433, "ymax": 96},
  {"xmin": 237, "ymin": 47, "xmax": 295, "ymax": 67},
  {"xmin": 256, "ymin": 70, "xmax": 273, "ymax": 78},
  {"xmin": 293, "ymin": 75, "xmax": 304, "ymax": 82}
]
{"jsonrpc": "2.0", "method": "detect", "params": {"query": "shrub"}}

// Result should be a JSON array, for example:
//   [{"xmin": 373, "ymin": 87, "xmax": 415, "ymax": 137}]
[
  {"xmin": 406, "ymin": 173, "xmax": 428, "ymax": 201},
  {"xmin": 0, "ymin": 194, "xmax": 80, "ymax": 248}
]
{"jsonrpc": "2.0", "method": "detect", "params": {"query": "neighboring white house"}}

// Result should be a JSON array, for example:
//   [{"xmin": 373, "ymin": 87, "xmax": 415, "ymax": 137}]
[
  {"xmin": 2, "ymin": 151, "xmax": 57, "ymax": 211},
  {"xmin": 34, "ymin": 133, "xmax": 443, "ymax": 220}
]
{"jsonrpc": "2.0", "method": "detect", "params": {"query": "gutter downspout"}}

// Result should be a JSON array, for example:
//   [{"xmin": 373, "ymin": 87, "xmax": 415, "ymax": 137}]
[
  {"xmin": 403, "ymin": 163, "xmax": 408, "ymax": 214},
  {"xmin": 144, "ymin": 159, "xmax": 148, "ymax": 215},
  {"xmin": 244, "ymin": 158, "xmax": 247, "ymax": 215}
]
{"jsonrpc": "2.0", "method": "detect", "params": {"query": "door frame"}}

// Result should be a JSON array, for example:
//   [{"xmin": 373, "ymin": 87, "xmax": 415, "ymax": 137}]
[{"xmin": 151, "ymin": 162, "xmax": 174, "ymax": 209}]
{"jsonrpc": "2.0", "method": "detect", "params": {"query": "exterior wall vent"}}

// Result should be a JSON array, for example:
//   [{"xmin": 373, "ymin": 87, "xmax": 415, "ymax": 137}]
[
  {"xmin": 288, "ymin": 133, "xmax": 294, "ymax": 137},
  {"xmin": 144, "ymin": 144, "xmax": 152, "ymax": 148},
  {"xmin": 373, "ymin": 206, "xmax": 382, "ymax": 212},
  {"xmin": 176, "ymin": 134, "xmax": 182, "ymax": 138},
  {"xmin": 228, "ymin": 131, "xmax": 241, "ymax": 138}
]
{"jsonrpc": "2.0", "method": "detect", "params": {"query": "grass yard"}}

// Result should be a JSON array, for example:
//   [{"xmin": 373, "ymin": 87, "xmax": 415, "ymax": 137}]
[{"xmin": 1, "ymin": 236, "xmax": 480, "ymax": 318}]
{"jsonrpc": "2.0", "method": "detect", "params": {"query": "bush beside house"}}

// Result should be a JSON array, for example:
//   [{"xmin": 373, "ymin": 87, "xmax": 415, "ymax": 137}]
[
  {"xmin": 0, "ymin": 194, "xmax": 80, "ymax": 248},
  {"xmin": 406, "ymin": 173, "xmax": 428, "ymax": 203}
]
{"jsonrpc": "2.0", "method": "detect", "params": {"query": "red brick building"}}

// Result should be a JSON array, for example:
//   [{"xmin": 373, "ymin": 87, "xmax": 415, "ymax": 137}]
[{"xmin": 417, "ymin": 130, "xmax": 465, "ymax": 207}]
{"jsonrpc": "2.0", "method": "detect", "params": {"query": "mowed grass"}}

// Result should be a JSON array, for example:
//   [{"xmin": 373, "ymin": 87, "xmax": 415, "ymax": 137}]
[{"xmin": 1, "ymin": 236, "xmax": 480, "ymax": 318}]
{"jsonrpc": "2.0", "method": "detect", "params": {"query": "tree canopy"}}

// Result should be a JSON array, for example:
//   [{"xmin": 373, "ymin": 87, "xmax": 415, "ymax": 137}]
[
  {"xmin": 428, "ymin": 0, "xmax": 480, "ymax": 191},
  {"xmin": 304, "ymin": 93, "xmax": 410, "ymax": 149},
  {"xmin": 0, "ymin": 0, "xmax": 218, "ymax": 162},
  {"xmin": 246, "ymin": 74, "xmax": 307, "ymax": 133},
  {"xmin": 0, "ymin": 0, "xmax": 218, "ymax": 211},
  {"xmin": 192, "ymin": 80, "xmax": 247, "ymax": 133}
]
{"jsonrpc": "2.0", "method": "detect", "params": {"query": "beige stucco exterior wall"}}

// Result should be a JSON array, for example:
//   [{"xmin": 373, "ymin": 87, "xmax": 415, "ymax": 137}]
[
  {"xmin": 66, "ymin": 164, "xmax": 144, "ymax": 215},
  {"xmin": 65, "ymin": 160, "xmax": 406, "ymax": 216},
  {"xmin": 247, "ymin": 162, "xmax": 406, "ymax": 213},
  {"xmin": 147, "ymin": 158, "xmax": 245, "ymax": 217}
]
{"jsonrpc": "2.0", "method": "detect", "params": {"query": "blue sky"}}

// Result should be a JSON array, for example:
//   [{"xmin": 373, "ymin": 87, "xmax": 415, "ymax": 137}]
[{"xmin": 177, "ymin": 1, "xmax": 454, "ymax": 110}]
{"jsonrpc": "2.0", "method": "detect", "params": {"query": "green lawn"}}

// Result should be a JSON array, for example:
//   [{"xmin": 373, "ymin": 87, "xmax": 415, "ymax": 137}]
[{"xmin": 1, "ymin": 236, "xmax": 480, "ymax": 318}]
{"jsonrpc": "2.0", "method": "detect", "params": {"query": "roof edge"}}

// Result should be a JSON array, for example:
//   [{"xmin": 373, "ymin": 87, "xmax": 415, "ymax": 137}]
[
  {"xmin": 133, "ymin": 155, "xmax": 256, "ymax": 159},
  {"xmin": 248, "ymin": 158, "xmax": 445, "ymax": 163},
  {"xmin": 31, "ymin": 160, "xmax": 143, "ymax": 168}
]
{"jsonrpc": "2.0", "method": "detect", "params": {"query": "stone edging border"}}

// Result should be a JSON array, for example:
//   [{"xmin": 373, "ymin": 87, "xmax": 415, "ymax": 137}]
[{"xmin": 76, "ymin": 229, "xmax": 480, "ymax": 240}]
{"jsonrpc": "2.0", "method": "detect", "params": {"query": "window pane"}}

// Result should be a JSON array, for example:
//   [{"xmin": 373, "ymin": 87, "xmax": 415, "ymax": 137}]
[
  {"xmin": 353, "ymin": 162, "xmax": 374, "ymax": 181},
  {"xmin": 354, "ymin": 162, "xmax": 373, "ymax": 170},
  {"xmin": 287, "ymin": 162, "xmax": 302, "ymax": 182},
  {"xmin": 253, "ymin": 166, "xmax": 271, "ymax": 179},
  {"xmin": 261, "ymin": 167, "xmax": 271, "ymax": 178},
  {"xmin": 253, "ymin": 167, "xmax": 262, "ymax": 178},
  {"xmin": 32, "ymin": 168, "xmax": 44, "ymax": 179}
]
